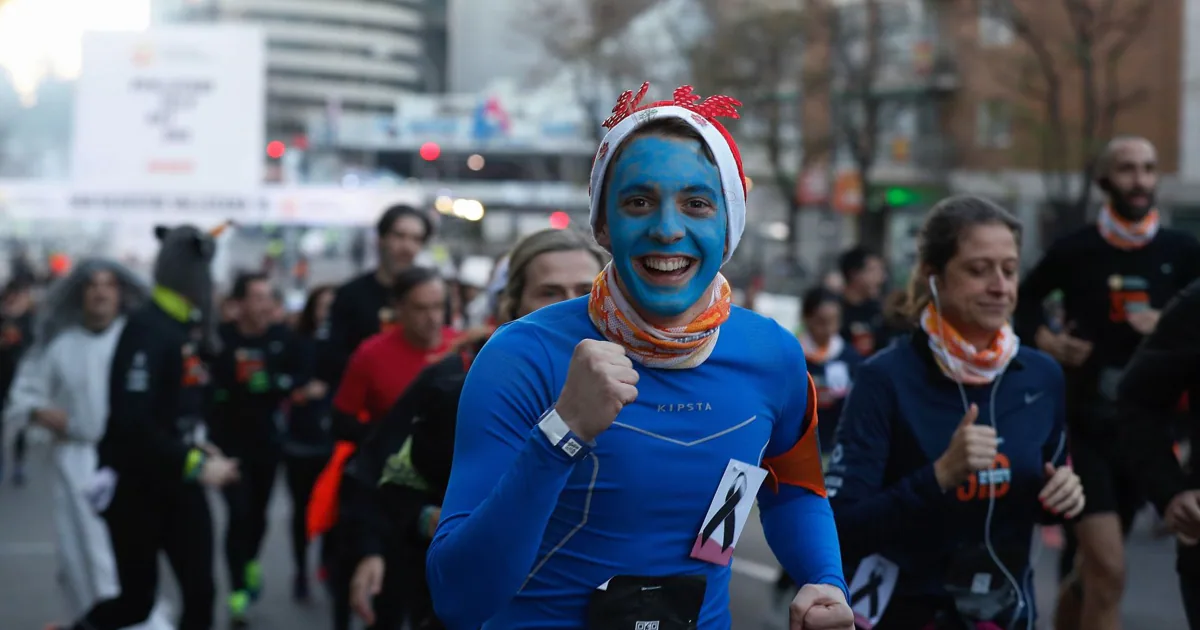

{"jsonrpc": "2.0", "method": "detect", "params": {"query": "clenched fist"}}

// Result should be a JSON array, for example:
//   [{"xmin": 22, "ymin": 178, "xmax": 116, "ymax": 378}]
[
  {"xmin": 554, "ymin": 340, "xmax": 639, "ymax": 442},
  {"xmin": 790, "ymin": 583, "xmax": 854, "ymax": 630},
  {"xmin": 933, "ymin": 404, "xmax": 998, "ymax": 491},
  {"xmin": 1039, "ymin": 463, "xmax": 1085, "ymax": 519},
  {"xmin": 198, "ymin": 455, "xmax": 240, "ymax": 487},
  {"xmin": 351, "ymin": 555, "xmax": 385, "ymax": 625},
  {"xmin": 1166, "ymin": 490, "xmax": 1200, "ymax": 545}
]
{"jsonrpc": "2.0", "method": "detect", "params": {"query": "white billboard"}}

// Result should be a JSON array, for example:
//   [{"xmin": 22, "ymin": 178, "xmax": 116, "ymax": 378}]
[{"xmin": 71, "ymin": 26, "xmax": 266, "ymax": 192}]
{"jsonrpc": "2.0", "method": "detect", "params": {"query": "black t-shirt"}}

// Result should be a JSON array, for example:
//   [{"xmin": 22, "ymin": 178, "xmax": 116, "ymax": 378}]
[
  {"xmin": 208, "ymin": 322, "xmax": 306, "ymax": 449},
  {"xmin": 841, "ymin": 297, "xmax": 885, "ymax": 357},
  {"xmin": 1016, "ymin": 225, "xmax": 1200, "ymax": 425},
  {"xmin": 284, "ymin": 333, "xmax": 333, "ymax": 457},
  {"xmin": 318, "ymin": 272, "xmax": 392, "ymax": 386}
]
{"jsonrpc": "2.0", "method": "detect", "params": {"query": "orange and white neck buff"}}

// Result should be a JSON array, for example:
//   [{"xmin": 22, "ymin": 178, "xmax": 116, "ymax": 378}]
[
  {"xmin": 1098, "ymin": 205, "xmax": 1160, "ymax": 250},
  {"xmin": 919, "ymin": 304, "xmax": 1018, "ymax": 385},
  {"xmin": 799, "ymin": 334, "xmax": 844, "ymax": 365},
  {"xmin": 587, "ymin": 264, "xmax": 732, "ymax": 369}
]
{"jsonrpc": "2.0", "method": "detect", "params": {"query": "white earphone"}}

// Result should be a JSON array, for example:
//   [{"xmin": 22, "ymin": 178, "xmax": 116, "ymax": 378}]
[{"xmin": 927, "ymin": 273, "xmax": 1029, "ymax": 628}]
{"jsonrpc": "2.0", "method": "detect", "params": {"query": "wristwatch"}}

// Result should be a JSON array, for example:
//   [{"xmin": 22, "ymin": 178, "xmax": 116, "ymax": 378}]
[{"xmin": 537, "ymin": 408, "xmax": 594, "ymax": 461}]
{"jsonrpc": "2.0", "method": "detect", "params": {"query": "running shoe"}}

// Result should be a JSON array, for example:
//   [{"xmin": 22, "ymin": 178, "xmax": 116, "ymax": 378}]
[
  {"xmin": 245, "ymin": 560, "xmax": 264, "ymax": 601},
  {"xmin": 229, "ymin": 590, "xmax": 250, "ymax": 627}
]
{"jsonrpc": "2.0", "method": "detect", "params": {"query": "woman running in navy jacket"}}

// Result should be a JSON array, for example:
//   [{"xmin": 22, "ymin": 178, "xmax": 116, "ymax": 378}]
[{"xmin": 825, "ymin": 196, "xmax": 1085, "ymax": 630}]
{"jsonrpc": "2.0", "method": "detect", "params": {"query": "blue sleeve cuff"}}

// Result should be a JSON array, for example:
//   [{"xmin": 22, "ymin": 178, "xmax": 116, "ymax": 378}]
[{"xmin": 811, "ymin": 574, "xmax": 851, "ymax": 601}]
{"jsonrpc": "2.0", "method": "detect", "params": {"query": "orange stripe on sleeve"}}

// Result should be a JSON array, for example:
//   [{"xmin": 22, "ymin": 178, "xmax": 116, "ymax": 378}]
[{"xmin": 761, "ymin": 373, "xmax": 827, "ymax": 497}]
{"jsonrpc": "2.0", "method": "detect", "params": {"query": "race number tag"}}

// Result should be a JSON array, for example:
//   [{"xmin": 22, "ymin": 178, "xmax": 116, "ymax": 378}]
[
  {"xmin": 848, "ymin": 554, "xmax": 899, "ymax": 629},
  {"xmin": 689, "ymin": 459, "xmax": 766, "ymax": 566}
]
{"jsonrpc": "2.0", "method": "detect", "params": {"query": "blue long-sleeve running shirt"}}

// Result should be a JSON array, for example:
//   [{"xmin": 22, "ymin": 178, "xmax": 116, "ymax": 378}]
[{"xmin": 426, "ymin": 298, "xmax": 846, "ymax": 629}]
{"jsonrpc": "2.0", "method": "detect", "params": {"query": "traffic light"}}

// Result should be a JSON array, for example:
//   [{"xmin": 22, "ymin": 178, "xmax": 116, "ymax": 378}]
[
  {"xmin": 883, "ymin": 186, "xmax": 919, "ymax": 207},
  {"xmin": 420, "ymin": 142, "xmax": 441, "ymax": 161},
  {"xmin": 266, "ymin": 140, "xmax": 286, "ymax": 159},
  {"xmin": 549, "ymin": 211, "xmax": 570, "ymax": 230}
]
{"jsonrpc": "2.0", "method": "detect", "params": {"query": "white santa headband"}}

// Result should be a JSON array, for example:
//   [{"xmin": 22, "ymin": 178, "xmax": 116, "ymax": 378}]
[{"xmin": 587, "ymin": 83, "xmax": 748, "ymax": 264}]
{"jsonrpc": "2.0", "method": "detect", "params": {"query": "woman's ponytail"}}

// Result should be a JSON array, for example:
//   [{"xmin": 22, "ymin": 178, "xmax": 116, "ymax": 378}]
[{"xmin": 902, "ymin": 264, "xmax": 931, "ymax": 322}]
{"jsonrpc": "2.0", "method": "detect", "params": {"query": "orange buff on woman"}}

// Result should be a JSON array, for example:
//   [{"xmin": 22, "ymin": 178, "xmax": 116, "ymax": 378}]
[{"xmin": 919, "ymin": 303, "xmax": 1018, "ymax": 385}]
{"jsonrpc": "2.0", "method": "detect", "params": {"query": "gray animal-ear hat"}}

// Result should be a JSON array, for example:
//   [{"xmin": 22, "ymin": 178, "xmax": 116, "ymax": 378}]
[{"xmin": 151, "ymin": 221, "xmax": 231, "ymax": 353}]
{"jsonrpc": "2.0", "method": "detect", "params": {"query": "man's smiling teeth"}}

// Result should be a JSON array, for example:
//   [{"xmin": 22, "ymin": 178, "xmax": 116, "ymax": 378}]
[{"xmin": 642, "ymin": 257, "xmax": 692, "ymax": 272}]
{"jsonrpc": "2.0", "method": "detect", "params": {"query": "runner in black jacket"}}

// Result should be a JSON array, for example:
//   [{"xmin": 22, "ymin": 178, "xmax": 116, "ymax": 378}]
[
  {"xmin": 54, "ymin": 224, "xmax": 240, "ymax": 630},
  {"xmin": 318, "ymin": 205, "xmax": 431, "ymax": 387},
  {"xmin": 208, "ymin": 272, "xmax": 309, "ymax": 625},
  {"xmin": 341, "ymin": 227, "xmax": 606, "ymax": 629},
  {"xmin": 1119, "ymin": 277, "xmax": 1200, "ymax": 628},
  {"xmin": 1014, "ymin": 136, "xmax": 1200, "ymax": 630}
]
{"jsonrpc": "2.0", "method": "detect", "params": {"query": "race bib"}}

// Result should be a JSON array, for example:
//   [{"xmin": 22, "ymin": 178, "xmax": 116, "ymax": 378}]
[
  {"xmin": 689, "ymin": 459, "xmax": 766, "ymax": 566},
  {"xmin": 1107, "ymin": 274, "xmax": 1149, "ymax": 323},
  {"xmin": 849, "ymin": 323, "xmax": 875, "ymax": 356},
  {"xmin": 824, "ymin": 361, "xmax": 851, "ymax": 393},
  {"xmin": 235, "ymin": 348, "xmax": 267, "ymax": 386},
  {"xmin": 848, "ymin": 554, "xmax": 899, "ymax": 629}
]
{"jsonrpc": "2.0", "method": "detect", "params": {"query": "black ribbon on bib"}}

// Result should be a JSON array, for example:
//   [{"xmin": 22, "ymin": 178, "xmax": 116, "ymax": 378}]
[
  {"xmin": 700, "ymin": 471, "xmax": 747, "ymax": 551},
  {"xmin": 851, "ymin": 569, "xmax": 885, "ymax": 617}
]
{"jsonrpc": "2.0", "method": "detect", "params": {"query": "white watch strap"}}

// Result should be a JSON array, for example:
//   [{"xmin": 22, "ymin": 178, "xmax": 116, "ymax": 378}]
[{"xmin": 538, "ymin": 408, "xmax": 572, "ymax": 446}]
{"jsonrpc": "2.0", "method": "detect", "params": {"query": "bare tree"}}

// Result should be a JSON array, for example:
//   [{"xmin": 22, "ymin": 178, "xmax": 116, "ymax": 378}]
[
  {"xmin": 822, "ymin": 0, "xmax": 913, "ymax": 252},
  {"xmin": 518, "ymin": 0, "xmax": 663, "ymax": 144},
  {"xmin": 690, "ymin": 5, "xmax": 815, "ymax": 261},
  {"xmin": 979, "ymin": 0, "xmax": 1155, "ymax": 220}
]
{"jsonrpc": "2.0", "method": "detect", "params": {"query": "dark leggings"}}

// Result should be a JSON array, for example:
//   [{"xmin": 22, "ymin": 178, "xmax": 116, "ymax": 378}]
[
  {"xmin": 221, "ymin": 448, "xmax": 280, "ymax": 591},
  {"xmin": 323, "ymin": 524, "xmax": 423, "ymax": 630},
  {"xmin": 1183, "ymin": 573, "xmax": 1200, "ymax": 630},
  {"xmin": 74, "ymin": 484, "xmax": 215, "ymax": 630},
  {"xmin": 283, "ymin": 454, "xmax": 327, "ymax": 576},
  {"xmin": 324, "ymin": 525, "xmax": 355, "ymax": 630},
  {"xmin": 1179, "ymin": 540, "xmax": 1200, "ymax": 629}
]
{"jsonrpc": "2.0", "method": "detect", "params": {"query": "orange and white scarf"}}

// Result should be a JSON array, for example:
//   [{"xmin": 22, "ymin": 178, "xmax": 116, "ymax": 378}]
[
  {"xmin": 799, "ymin": 334, "xmax": 844, "ymax": 365},
  {"xmin": 1098, "ymin": 205, "xmax": 1160, "ymax": 250},
  {"xmin": 919, "ymin": 304, "xmax": 1018, "ymax": 385},
  {"xmin": 587, "ymin": 264, "xmax": 732, "ymax": 369}
]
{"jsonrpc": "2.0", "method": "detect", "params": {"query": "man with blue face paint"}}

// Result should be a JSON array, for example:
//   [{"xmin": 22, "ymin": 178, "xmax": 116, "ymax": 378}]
[{"xmin": 425, "ymin": 83, "xmax": 852, "ymax": 630}]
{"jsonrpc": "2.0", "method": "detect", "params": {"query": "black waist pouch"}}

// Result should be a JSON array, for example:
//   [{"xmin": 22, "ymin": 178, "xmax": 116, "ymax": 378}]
[
  {"xmin": 943, "ymin": 544, "xmax": 1026, "ymax": 626},
  {"xmin": 587, "ymin": 575, "xmax": 706, "ymax": 630}
]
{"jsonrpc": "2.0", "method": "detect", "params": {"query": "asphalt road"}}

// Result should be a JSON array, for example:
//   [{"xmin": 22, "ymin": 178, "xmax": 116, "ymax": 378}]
[{"xmin": 0, "ymin": 444, "xmax": 1188, "ymax": 629}]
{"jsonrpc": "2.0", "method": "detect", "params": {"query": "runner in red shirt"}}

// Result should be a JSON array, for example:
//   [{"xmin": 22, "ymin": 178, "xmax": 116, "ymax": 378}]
[{"xmin": 307, "ymin": 266, "xmax": 455, "ymax": 630}]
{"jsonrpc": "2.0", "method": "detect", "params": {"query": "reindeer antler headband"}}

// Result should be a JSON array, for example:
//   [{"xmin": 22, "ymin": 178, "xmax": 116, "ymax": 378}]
[{"xmin": 602, "ymin": 83, "xmax": 742, "ymax": 129}]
